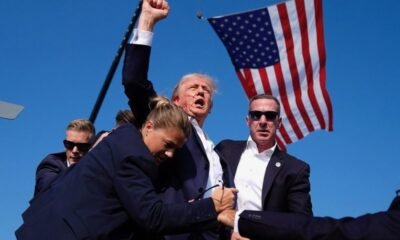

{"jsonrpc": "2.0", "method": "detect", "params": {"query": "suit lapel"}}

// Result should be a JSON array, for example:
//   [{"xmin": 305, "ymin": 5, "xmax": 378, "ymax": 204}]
[
  {"xmin": 190, "ymin": 124, "xmax": 208, "ymax": 157},
  {"xmin": 261, "ymin": 148, "xmax": 284, "ymax": 209}
]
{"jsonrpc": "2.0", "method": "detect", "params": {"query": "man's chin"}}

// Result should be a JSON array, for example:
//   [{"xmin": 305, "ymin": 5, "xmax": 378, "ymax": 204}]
[
  {"xmin": 191, "ymin": 109, "xmax": 209, "ymax": 117},
  {"xmin": 255, "ymin": 135, "xmax": 271, "ymax": 142}
]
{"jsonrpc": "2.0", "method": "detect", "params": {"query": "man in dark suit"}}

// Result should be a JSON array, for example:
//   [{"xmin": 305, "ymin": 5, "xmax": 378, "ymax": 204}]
[
  {"xmin": 122, "ymin": 0, "xmax": 233, "ymax": 239},
  {"xmin": 215, "ymin": 94, "xmax": 312, "ymax": 239},
  {"xmin": 236, "ymin": 192, "xmax": 400, "ymax": 240},
  {"xmin": 34, "ymin": 118, "xmax": 95, "ymax": 196}
]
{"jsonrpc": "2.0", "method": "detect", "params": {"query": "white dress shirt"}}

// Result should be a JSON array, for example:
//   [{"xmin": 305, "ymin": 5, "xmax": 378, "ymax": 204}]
[
  {"xmin": 191, "ymin": 118, "xmax": 224, "ymax": 198},
  {"xmin": 234, "ymin": 136, "xmax": 276, "ymax": 232}
]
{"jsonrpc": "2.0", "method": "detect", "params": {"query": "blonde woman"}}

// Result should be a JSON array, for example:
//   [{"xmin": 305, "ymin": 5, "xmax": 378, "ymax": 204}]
[{"xmin": 16, "ymin": 97, "xmax": 237, "ymax": 240}]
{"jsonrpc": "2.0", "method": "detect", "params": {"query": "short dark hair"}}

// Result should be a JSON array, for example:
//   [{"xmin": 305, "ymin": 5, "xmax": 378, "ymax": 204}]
[
  {"xmin": 115, "ymin": 110, "xmax": 135, "ymax": 127},
  {"xmin": 248, "ymin": 94, "xmax": 281, "ymax": 116}
]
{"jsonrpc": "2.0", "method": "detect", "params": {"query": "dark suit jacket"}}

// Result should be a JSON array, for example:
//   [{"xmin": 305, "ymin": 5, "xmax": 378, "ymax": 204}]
[
  {"xmin": 215, "ymin": 140, "xmax": 312, "ymax": 215},
  {"xmin": 122, "ymin": 44, "xmax": 234, "ymax": 240},
  {"xmin": 238, "ymin": 196, "xmax": 400, "ymax": 240},
  {"xmin": 16, "ymin": 124, "xmax": 218, "ymax": 240},
  {"xmin": 34, "ymin": 152, "xmax": 68, "ymax": 196}
]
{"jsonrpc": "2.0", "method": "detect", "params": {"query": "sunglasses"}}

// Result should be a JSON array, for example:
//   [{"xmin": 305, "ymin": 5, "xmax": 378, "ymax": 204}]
[
  {"xmin": 63, "ymin": 140, "xmax": 91, "ymax": 152},
  {"xmin": 248, "ymin": 111, "xmax": 279, "ymax": 121}
]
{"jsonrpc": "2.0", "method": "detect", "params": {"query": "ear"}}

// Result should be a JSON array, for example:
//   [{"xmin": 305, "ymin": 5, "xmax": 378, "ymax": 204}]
[
  {"xmin": 143, "ymin": 120, "xmax": 154, "ymax": 131},
  {"xmin": 246, "ymin": 115, "xmax": 250, "ymax": 127},
  {"xmin": 172, "ymin": 96, "xmax": 180, "ymax": 105}
]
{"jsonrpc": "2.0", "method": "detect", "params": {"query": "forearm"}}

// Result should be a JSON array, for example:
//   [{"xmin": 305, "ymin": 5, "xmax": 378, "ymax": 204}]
[{"xmin": 116, "ymin": 163, "xmax": 218, "ymax": 234}]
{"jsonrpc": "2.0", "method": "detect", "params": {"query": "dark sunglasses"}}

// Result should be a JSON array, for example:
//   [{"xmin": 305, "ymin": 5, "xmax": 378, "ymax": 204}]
[
  {"xmin": 248, "ymin": 111, "xmax": 279, "ymax": 121},
  {"xmin": 63, "ymin": 140, "xmax": 91, "ymax": 152}
]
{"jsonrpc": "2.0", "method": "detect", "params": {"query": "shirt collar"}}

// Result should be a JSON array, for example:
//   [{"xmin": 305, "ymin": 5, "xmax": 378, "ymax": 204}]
[{"xmin": 246, "ymin": 136, "xmax": 277, "ymax": 157}]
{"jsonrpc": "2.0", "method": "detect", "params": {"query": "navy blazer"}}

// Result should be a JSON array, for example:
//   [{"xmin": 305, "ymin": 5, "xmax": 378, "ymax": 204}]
[
  {"xmin": 215, "ymin": 140, "xmax": 312, "ymax": 215},
  {"xmin": 34, "ymin": 152, "xmax": 68, "ymax": 196},
  {"xmin": 238, "ymin": 196, "xmax": 400, "ymax": 240},
  {"xmin": 16, "ymin": 124, "xmax": 218, "ymax": 240},
  {"xmin": 122, "ymin": 44, "xmax": 234, "ymax": 239},
  {"xmin": 122, "ymin": 44, "xmax": 234, "ymax": 199}
]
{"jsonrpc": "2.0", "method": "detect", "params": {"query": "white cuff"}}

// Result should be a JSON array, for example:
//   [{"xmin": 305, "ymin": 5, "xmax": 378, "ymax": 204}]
[
  {"xmin": 129, "ymin": 29, "xmax": 154, "ymax": 46},
  {"xmin": 233, "ymin": 211, "xmax": 240, "ymax": 233}
]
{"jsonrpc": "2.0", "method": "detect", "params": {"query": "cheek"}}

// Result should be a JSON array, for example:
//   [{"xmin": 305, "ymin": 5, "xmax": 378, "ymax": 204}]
[
  {"xmin": 249, "ymin": 122, "xmax": 258, "ymax": 130},
  {"xmin": 151, "ymin": 141, "xmax": 164, "ymax": 153},
  {"xmin": 177, "ymin": 96, "xmax": 191, "ymax": 108}
]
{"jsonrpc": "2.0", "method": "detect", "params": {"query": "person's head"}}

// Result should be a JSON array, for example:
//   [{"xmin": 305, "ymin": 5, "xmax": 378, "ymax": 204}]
[
  {"xmin": 63, "ymin": 119, "xmax": 95, "ymax": 165},
  {"xmin": 247, "ymin": 94, "xmax": 281, "ymax": 152},
  {"xmin": 171, "ymin": 73, "xmax": 216, "ymax": 127},
  {"xmin": 141, "ymin": 96, "xmax": 191, "ymax": 165},
  {"xmin": 115, "ymin": 109, "xmax": 135, "ymax": 128}
]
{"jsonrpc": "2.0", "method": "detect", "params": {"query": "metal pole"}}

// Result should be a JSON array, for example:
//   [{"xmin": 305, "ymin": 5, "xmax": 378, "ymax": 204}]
[{"xmin": 89, "ymin": 1, "xmax": 143, "ymax": 123}]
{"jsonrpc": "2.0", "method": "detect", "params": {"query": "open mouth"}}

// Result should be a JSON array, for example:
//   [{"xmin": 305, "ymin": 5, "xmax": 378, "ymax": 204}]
[{"xmin": 194, "ymin": 98, "xmax": 205, "ymax": 108}]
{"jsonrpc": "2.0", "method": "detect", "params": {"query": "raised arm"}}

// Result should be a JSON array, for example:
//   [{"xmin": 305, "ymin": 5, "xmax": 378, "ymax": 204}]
[{"xmin": 122, "ymin": 0, "xmax": 169, "ymax": 127}]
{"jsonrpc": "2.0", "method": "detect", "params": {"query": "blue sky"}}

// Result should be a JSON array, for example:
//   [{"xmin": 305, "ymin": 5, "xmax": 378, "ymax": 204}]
[{"xmin": 1, "ymin": 0, "xmax": 399, "ymax": 239}]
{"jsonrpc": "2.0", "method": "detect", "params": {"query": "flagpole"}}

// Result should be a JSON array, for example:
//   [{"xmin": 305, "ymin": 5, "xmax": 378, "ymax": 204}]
[{"xmin": 89, "ymin": 1, "xmax": 143, "ymax": 123}]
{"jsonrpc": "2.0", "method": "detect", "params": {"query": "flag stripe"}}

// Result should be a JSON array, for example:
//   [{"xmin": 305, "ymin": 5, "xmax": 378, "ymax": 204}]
[
  {"xmin": 237, "ymin": 70, "xmax": 256, "ymax": 98},
  {"xmin": 297, "ymin": 0, "xmax": 327, "ymax": 130},
  {"xmin": 258, "ymin": 68, "xmax": 272, "ymax": 94},
  {"xmin": 265, "ymin": 66, "xmax": 298, "ymax": 143},
  {"xmin": 269, "ymin": 4, "xmax": 304, "ymax": 142},
  {"xmin": 314, "ymin": 0, "xmax": 333, "ymax": 130},
  {"xmin": 277, "ymin": 2, "xmax": 315, "ymax": 134},
  {"xmin": 274, "ymin": 63, "xmax": 304, "ymax": 140},
  {"xmin": 277, "ymin": 122, "xmax": 292, "ymax": 145}
]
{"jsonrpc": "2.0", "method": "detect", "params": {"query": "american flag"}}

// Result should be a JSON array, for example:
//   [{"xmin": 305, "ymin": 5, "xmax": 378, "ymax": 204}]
[{"xmin": 209, "ymin": 0, "xmax": 333, "ymax": 150}]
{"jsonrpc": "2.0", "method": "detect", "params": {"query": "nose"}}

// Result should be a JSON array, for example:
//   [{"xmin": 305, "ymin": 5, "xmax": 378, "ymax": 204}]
[
  {"xmin": 165, "ymin": 149, "xmax": 174, "ymax": 158},
  {"xmin": 258, "ymin": 115, "xmax": 268, "ymax": 126},
  {"xmin": 196, "ymin": 89, "xmax": 205, "ymax": 96},
  {"xmin": 260, "ymin": 114, "xmax": 268, "ymax": 122},
  {"xmin": 72, "ymin": 146, "xmax": 79, "ymax": 153}
]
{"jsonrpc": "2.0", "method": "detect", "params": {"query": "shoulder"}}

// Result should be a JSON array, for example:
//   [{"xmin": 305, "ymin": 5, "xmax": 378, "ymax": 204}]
[
  {"xmin": 275, "ymin": 149, "xmax": 310, "ymax": 170},
  {"xmin": 36, "ymin": 152, "xmax": 67, "ymax": 172},
  {"xmin": 107, "ymin": 124, "xmax": 139, "ymax": 144},
  {"xmin": 215, "ymin": 139, "xmax": 246, "ymax": 150},
  {"xmin": 39, "ymin": 152, "xmax": 67, "ymax": 166}
]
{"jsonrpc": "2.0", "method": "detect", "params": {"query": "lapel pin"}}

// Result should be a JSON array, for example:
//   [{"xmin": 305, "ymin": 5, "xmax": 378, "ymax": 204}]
[{"xmin": 275, "ymin": 162, "xmax": 281, "ymax": 168}]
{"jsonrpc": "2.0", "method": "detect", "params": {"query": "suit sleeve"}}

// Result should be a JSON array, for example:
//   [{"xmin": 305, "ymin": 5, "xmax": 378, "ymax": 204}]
[
  {"xmin": 122, "ymin": 44, "xmax": 157, "ymax": 128},
  {"xmin": 239, "ymin": 210, "xmax": 400, "ymax": 240},
  {"xmin": 287, "ymin": 163, "xmax": 313, "ymax": 215},
  {"xmin": 34, "ymin": 156, "xmax": 65, "ymax": 196},
  {"xmin": 113, "ymin": 155, "xmax": 218, "ymax": 234}
]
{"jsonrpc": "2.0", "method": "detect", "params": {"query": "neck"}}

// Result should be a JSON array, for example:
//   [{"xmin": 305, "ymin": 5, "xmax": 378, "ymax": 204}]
[
  {"xmin": 256, "ymin": 142, "xmax": 275, "ymax": 153},
  {"xmin": 191, "ymin": 116, "xmax": 205, "ymax": 128}
]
